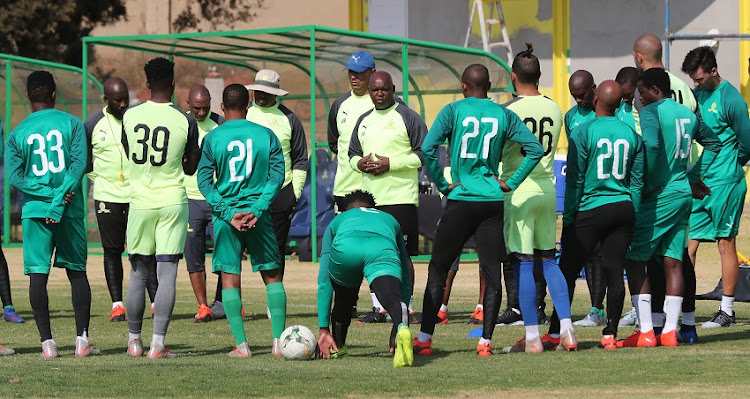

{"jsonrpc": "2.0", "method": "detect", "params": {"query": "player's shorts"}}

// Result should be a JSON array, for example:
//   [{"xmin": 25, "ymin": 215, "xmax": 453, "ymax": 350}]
[
  {"xmin": 504, "ymin": 189, "xmax": 556, "ymax": 256},
  {"xmin": 127, "ymin": 204, "xmax": 189, "ymax": 258},
  {"xmin": 627, "ymin": 194, "xmax": 691, "ymax": 261},
  {"xmin": 328, "ymin": 234, "xmax": 403, "ymax": 288},
  {"xmin": 212, "ymin": 212, "xmax": 281, "ymax": 275},
  {"xmin": 375, "ymin": 204, "xmax": 418, "ymax": 256},
  {"xmin": 23, "ymin": 217, "xmax": 87, "ymax": 275},
  {"xmin": 688, "ymin": 179, "xmax": 747, "ymax": 241},
  {"xmin": 185, "ymin": 199, "xmax": 213, "ymax": 273}
]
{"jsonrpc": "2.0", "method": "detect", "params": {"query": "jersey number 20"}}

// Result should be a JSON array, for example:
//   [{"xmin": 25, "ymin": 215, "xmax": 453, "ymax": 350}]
[
  {"xmin": 228, "ymin": 139, "xmax": 253, "ymax": 182},
  {"xmin": 28, "ymin": 130, "xmax": 66, "ymax": 177},
  {"xmin": 132, "ymin": 124, "xmax": 170, "ymax": 166},
  {"xmin": 596, "ymin": 138, "xmax": 630, "ymax": 180}
]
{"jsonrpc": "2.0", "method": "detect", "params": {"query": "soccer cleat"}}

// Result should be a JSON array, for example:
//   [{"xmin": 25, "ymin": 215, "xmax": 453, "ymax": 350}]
[
  {"xmin": 600, "ymin": 335, "xmax": 617, "ymax": 350},
  {"xmin": 128, "ymin": 339, "xmax": 143, "ymax": 357},
  {"xmin": 537, "ymin": 307, "xmax": 547, "ymax": 325},
  {"xmin": 476, "ymin": 341, "xmax": 493, "ymax": 357},
  {"xmin": 540, "ymin": 334, "xmax": 561, "ymax": 351},
  {"xmin": 658, "ymin": 330, "xmax": 678, "ymax": 347},
  {"xmin": 701, "ymin": 310, "xmax": 735, "ymax": 328},
  {"xmin": 75, "ymin": 337, "xmax": 101, "ymax": 358},
  {"xmin": 503, "ymin": 335, "xmax": 543, "ymax": 353},
  {"xmin": 412, "ymin": 337, "xmax": 433, "ymax": 356},
  {"xmin": 355, "ymin": 308, "xmax": 387, "ymax": 324},
  {"xmin": 42, "ymin": 339, "xmax": 58, "ymax": 360},
  {"xmin": 210, "ymin": 300, "xmax": 226, "ymax": 319},
  {"xmin": 109, "ymin": 305, "xmax": 126, "ymax": 322},
  {"xmin": 0, "ymin": 344, "xmax": 15, "ymax": 356},
  {"xmin": 436, "ymin": 309, "xmax": 449, "ymax": 324},
  {"xmin": 3, "ymin": 307, "xmax": 25, "ymax": 323},
  {"xmin": 468, "ymin": 306, "xmax": 484, "ymax": 325},
  {"xmin": 495, "ymin": 307, "xmax": 522, "ymax": 326},
  {"xmin": 271, "ymin": 338, "xmax": 282, "ymax": 358},
  {"xmin": 194, "ymin": 304, "xmax": 214, "ymax": 323},
  {"xmin": 147, "ymin": 345, "xmax": 176, "ymax": 359},
  {"xmin": 619, "ymin": 307, "xmax": 637, "ymax": 327},
  {"xmin": 393, "ymin": 324, "xmax": 414, "ymax": 367},
  {"xmin": 616, "ymin": 329, "xmax": 657, "ymax": 348},
  {"xmin": 330, "ymin": 345, "xmax": 348, "ymax": 359},
  {"xmin": 557, "ymin": 328, "xmax": 578, "ymax": 351},
  {"xmin": 574, "ymin": 307, "xmax": 606, "ymax": 327},
  {"xmin": 228, "ymin": 342, "xmax": 252, "ymax": 358},
  {"xmin": 677, "ymin": 324, "xmax": 698, "ymax": 344}
]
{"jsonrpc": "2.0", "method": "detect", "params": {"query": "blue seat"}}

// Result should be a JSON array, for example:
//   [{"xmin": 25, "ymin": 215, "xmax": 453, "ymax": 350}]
[{"xmin": 288, "ymin": 148, "xmax": 336, "ymax": 240}]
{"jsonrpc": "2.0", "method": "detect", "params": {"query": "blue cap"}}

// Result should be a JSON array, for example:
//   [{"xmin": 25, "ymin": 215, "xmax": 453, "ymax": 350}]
[{"xmin": 344, "ymin": 51, "xmax": 375, "ymax": 73}]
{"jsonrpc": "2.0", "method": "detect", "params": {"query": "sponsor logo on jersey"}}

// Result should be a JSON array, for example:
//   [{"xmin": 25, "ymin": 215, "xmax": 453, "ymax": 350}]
[
  {"xmin": 97, "ymin": 202, "xmax": 111, "ymax": 214},
  {"xmin": 706, "ymin": 102, "xmax": 719, "ymax": 114}
]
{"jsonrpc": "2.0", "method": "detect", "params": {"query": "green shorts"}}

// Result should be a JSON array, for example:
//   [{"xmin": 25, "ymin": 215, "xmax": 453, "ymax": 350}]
[
  {"xmin": 328, "ymin": 234, "xmax": 402, "ymax": 288},
  {"xmin": 504, "ymin": 189, "xmax": 557, "ymax": 255},
  {"xmin": 23, "ymin": 217, "xmax": 87, "ymax": 275},
  {"xmin": 211, "ymin": 213, "xmax": 280, "ymax": 275},
  {"xmin": 689, "ymin": 179, "xmax": 747, "ymax": 241},
  {"xmin": 627, "ymin": 194, "xmax": 691, "ymax": 261},
  {"xmin": 127, "ymin": 204, "xmax": 189, "ymax": 257}
]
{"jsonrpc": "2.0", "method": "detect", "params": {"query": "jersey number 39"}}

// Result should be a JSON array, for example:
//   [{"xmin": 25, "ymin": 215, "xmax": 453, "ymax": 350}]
[
  {"xmin": 132, "ymin": 124, "xmax": 170, "ymax": 166},
  {"xmin": 28, "ymin": 130, "xmax": 66, "ymax": 177}
]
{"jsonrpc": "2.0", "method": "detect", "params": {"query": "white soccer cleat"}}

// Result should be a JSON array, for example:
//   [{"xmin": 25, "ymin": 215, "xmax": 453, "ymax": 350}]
[
  {"xmin": 0, "ymin": 344, "xmax": 15, "ymax": 356},
  {"xmin": 75, "ymin": 337, "xmax": 101, "ymax": 358},
  {"xmin": 128, "ymin": 338, "xmax": 143, "ymax": 357},
  {"xmin": 619, "ymin": 307, "xmax": 638, "ymax": 327},
  {"xmin": 271, "ymin": 338, "xmax": 282, "ymax": 357},
  {"xmin": 147, "ymin": 344, "xmax": 176, "ymax": 359},
  {"xmin": 228, "ymin": 342, "xmax": 252, "ymax": 358},
  {"xmin": 574, "ymin": 308, "xmax": 605, "ymax": 327},
  {"xmin": 42, "ymin": 339, "xmax": 58, "ymax": 360}
]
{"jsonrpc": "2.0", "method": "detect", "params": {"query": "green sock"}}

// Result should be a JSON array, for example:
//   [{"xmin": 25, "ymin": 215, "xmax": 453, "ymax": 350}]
[
  {"xmin": 266, "ymin": 282, "xmax": 287, "ymax": 339},
  {"xmin": 3, "ymin": 305, "xmax": 13, "ymax": 310},
  {"xmin": 222, "ymin": 288, "xmax": 246, "ymax": 346}
]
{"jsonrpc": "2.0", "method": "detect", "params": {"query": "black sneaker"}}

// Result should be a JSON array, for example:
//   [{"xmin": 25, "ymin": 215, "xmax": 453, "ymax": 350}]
[
  {"xmin": 355, "ymin": 308, "xmax": 387, "ymax": 324},
  {"xmin": 537, "ymin": 306, "xmax": 547, "ymax": 325},
  {"xmin": 495, "ymin": 307, "xmax": 523, "ymax": 326},
  {"xmin": 701, "ymin": 309, "xmax": 735, "ymax": 328}
]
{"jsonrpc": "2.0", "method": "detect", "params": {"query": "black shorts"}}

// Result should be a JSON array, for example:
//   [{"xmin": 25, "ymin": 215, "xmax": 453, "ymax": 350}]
[
  {"xmin": 95, "ymin": 200, "xmax": 129, "ymax": 253},
  {"xmin": 376, "ymin": 204, "xmax": 419, "ymax": 256},
  {"xmin": 185, "ymin": 199, "xmax": 213, "ymax": 273}
]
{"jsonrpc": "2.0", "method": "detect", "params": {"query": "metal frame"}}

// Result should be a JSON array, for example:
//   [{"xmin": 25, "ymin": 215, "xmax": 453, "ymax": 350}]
[
  {"xmin": 1, "ymin": 53, "xmax": 104, "ymax": 246},
  {"xmin": 82, "ymin": 25, "xmax": 512, "ymax": 262}
]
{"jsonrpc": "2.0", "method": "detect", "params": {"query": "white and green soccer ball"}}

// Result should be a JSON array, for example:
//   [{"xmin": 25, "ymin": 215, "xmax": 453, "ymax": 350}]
[{"xmin": 280, "ymin": 325, "xmax": 317, "ymax": 360}]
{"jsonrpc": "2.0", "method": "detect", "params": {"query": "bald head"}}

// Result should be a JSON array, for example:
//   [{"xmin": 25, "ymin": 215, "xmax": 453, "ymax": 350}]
[
  {"xmin": 461, "ymin": 64, "xmax": 491, "ymax": 98},
  {"xmin": 633, "ymin": 33, "xmax": 663, "ymax": 71},
  {"xmin": 187, "ymin": 84, "xmax": 211, "ymax": 121},
  {"xmin": 594, "ymin": 80, "xmax": 623, "ymax": 116},
  {"xmin": 369, "ymin": 71, "xmax": 395, "ymax": 110},
  {"xmin": 569, "ymin": 70, "xmax": 595, "ymax": 109},
  {"xmin": 103, "ymin": 77, "xmax": 129, "ymax": 119}
]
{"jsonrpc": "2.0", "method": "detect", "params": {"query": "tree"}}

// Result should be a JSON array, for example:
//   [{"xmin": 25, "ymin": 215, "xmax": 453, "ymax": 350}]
[
  {"xmin": 0, "ymin": 0, "xmax": 126, "ymax": 67},
  {"xmin": 172, "ymin": 0, "xmax": 265, "ymax": 33}
]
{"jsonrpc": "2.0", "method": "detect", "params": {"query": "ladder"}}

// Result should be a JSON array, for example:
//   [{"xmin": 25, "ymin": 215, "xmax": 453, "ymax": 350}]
[{"xmin": 464, "ymin": 0, "xmax": 513, "ymax": 63}]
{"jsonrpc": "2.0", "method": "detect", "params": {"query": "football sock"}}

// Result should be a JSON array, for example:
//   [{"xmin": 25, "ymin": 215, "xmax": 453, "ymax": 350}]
[
  {"xmin": 439, "ymin": 304, "xmax": 448, "ymax": 313},
  {"xmin": 525, "ymin": 325, "xmax": 540, "ymax": 341},
  {"xmin": 682, "ymin": 311, "xmax": 696, "ymax": 326},
  {"xmin": 478, "ymin": 337, "xmax": 491, "ymax": 346},
  {"xmin": 126, "ymin": 258, "xmax": 149, "ymax": 337},
  {"xmin": 222, "ymin": 288, "xmax": 246, "ymax": 346},
  {"xmin": 720, "ymin": 295, "xmax": 734, "ymax": 315},
  {"xmin": 266, "ymin": 282, "xmax": 287, "ymax": 339},
  {"xmin": 0, "ymin": 247, "xmax": 12, "ymax": 307},
  {"xmin": 113, "ymin": 301, "xmax": 124, "ymax": 309},
  {"xmin": 635, "ymin": 294, "xmax": 653, "ymax": 332},
  {"xmin": 541, "ymin": 258, "xmax": 571, "ymax": 320},
  {"xmin": 409, "ymin": 296, "xmax": 414, "ymax": 313},
  {"xmin": 67, "ymin": 269, "xmax": 91, "ymax": 337},
  {"xmin": 129, "ymin": 332, "xmax": 141, "ymax": 341},
  {"xmin": 663, "ymin": 295, "xmax": 683, "ymax": 333},
  {"xmin": 29, "ymin": 273, "xmax": 52, "ymax": 342},
  {"xmin": 370, "ymin": 292, "xmax": 384, "ymax": 313},
  {"xmin": 152, "ymin": 334, "xmax": 164, "ymax": 348},
  {"xmin": 560, "ymin": 318, "xmax": 573, "ymax": 333},
  {"xmin": 417, "ymin": 332, "xmax": 432, "ymax": 343},
  {"xmin": 152, "ymin": 261, "xmax": 178, "ymax": 336},
  {"xmin": 476, "ymin": 304, "xmax": 483, "ymax": 310},
  {"xmin": 517, "ymin": 260, "xmax": 537, "ymax": 326},
  {"xmin": 103, "ymin": 252, "xmax": 124, "ymax": 303}
]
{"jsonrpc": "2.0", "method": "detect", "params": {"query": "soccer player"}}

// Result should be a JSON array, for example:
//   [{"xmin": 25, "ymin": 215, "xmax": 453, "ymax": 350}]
[
  {"xmin": 348, "ymin": 71, "xmax": 425, "ymax": 322},
  {"xmin": 328, "ymin": 51, "xmax": 390, "ymax": 322},
  {"xmin": 500, "ymin": 44, "xmax": 576, "ymax": 353},
  {"xmin": 85, "ymin": 77, "xmax": 158, "ymax": 323},
  {"xmin": 246, "ymin": 69, "xmax": 308, "ymax": 278},
  {"xmin": 316, "ymin": 190, "xmax": 413, "ymax": 367},
  {"xmin": 197, "ymin": 83, "xmax": 287, "ymax": 358},
  {"xmin": 8, "ymin": 71, "xmax": 97, "ymax": 358},
  {"xmin": 615, "ymin": 66, "xmax": 639, "ymax": 131},
  {"xmin": 618, "ymin": 68, "xmax": 721, "ymax": 348},
  {"xmin": 558, "ymin": 80, "xmax": 644, "ymax": 350},
  {"xmin": 0, "ymin": 117, "xmax": 24, "ymax": 325},
  {"xmin": 631, "ymin": 33, "xmax": 701, "ymax": 338},
  {"xmin": 681, "ymin": 46, "xmax": 750, "ymax": 328},
  {"xmin": 183, "ymin": 84, "xmax": 225, "ymax": 323},
  {"xmin": 416, "ymin": 64, "xmax": 543, "ymax": 357},
  {"xmin": 565, "ymin": 70, "xmax": 607, "ymax": 327},
  {"xmin": 122, "ymin": 58, "xmax": 201, "ymax": 358}
]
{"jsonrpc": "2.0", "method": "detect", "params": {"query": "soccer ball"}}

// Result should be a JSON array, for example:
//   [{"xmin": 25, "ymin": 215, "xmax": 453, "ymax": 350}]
[{"xmin": 280, "ymin": 325, "xmax": 317, "ymax": 360}]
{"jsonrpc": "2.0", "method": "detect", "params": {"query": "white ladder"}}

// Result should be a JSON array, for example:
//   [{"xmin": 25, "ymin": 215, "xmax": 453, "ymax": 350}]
[{"xmin": 464, "ymin": 0, "xmax": 513, "ymax": 63}]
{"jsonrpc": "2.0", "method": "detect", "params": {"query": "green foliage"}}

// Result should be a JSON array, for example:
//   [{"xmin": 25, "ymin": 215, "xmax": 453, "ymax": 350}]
[
  {"xmin": 173, "ymin": 0, "xmax": 266, "ymax": 33},
  {"xmin": 0, "ymin": 0, "xmax": 126, "ymax": 67}
]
